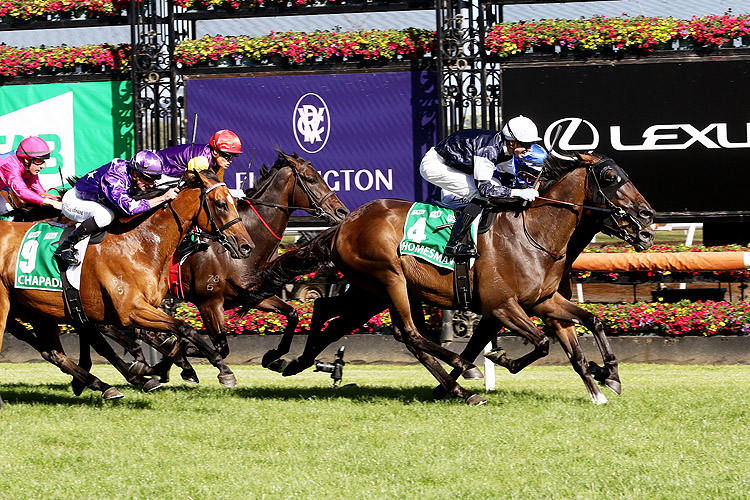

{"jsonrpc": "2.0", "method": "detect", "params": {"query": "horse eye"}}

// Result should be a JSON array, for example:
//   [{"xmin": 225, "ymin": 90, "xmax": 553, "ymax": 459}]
[
  {"xmin": 600, "ymin": 167, "xmax": 619, "ymax": 184},
  {"xmin": 216, "ymin": 200, "xmax": 228, "ymax": 211}
]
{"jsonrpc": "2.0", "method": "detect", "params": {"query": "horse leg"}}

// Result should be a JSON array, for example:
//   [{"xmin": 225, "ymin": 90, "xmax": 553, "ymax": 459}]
[
  {"xmin": 483, "ymin": 301, "xmax": 550, "ymax": 374},
  {"xmin": 536, "ymin": 293, "xmax": 621, "ymax": 395},
  {"xmin": 73, "ymin": 330, "xmax": 92, "ymax": 396},
  {"xmin": 132, "ymin": 328, "xmax": 198, "ymax": 384},
  {"xmin": 197, "ymin": 299, "xmax": 230, "ymax": 358},
  {"xmin": 545, "ymin": 318, "xmax": 608, "ymax": 405},
  {"xmin": 98, "ymin": 325, "xmax": 158, "ymax": 377},
  {"xmin": 76, "ymin": 324, "xmax": 162, "ymax": 393},
  {"xmin": 127, "ymin": 304, "xmax": 237, "ymax": 387},
  {"xmin": 435, "ymin": 315, "xmax": 501, "ymax": 400},
  {"xmin": 5, "ymin": 317, "xmax": 123, "ymax": 400},
  {"xmin": 282, "ymin": 290, "xmax": 385, "ymax": 377},
  {"xmin": 386, "ymin": 291, "xmax": 483, "ymax": 405},
  {"xmin": 256, "ymin": 296, "xmax": 299, "ymax": 370}
]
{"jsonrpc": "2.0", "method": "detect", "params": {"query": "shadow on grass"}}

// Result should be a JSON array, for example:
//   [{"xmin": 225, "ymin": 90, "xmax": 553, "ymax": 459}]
[{"xmin": 0, "ymin": 383, "xmax": 152, "ymax": 408}]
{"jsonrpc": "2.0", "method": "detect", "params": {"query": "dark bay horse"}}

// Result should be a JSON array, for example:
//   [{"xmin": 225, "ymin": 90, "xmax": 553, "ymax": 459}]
[
  {"xmin": 0, "ymin": 170, "xmax": 254, "ymax": 399},
  {"xmin": 102, "ymin": 150, "xmax": 349, "ymax": 385},
  {"xmin": 258, "ymin": 152, "xmax": 654, "ymax": 405}
]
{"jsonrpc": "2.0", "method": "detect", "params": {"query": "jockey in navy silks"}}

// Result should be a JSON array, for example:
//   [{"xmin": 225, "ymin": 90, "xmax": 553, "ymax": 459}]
[
  {"xmin": 419, "ymin": 115, "xmax": 548, "ymax": 259},
  {"xmin": 54, "ymin": 150, "xmax": 180, "ymax": 266}
]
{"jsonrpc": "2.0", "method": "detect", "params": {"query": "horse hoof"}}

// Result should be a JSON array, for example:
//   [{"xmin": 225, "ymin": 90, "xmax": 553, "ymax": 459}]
[
  {"xmin": 72, "ymin": 379, "xmax": 85, "ymax": 396},
  {"xmin": 128, "ymin": 361, "xmax": 152, "ymax": 376},
  {"xmin": 218, "ymin": 373, "xmax": 237, "ymax": 388},
  {"xmin": 605, "ymin": 378, "xmax": 622, "ymax": 396},
  {"xmin": 180, "ymin": 369, "xmax": 199, "ymax": 384},
  {"xmin": 142, "ymin": 378, "xmax": 162, "ymax": 393},
  {"xmin": 102, "ymin": 387, "xmax": 124, "ymax": 400},
  {"xmin": 463, "ymin": 367, "xmax": 484, "ymax": 380},
  {"xmin": 465, "ymin": 394, "xmax": 486, "ymax": 406},
  {"xmin": 282, "ymin": 359, "xmax": 305, "ymax": 377},
  {"xmin": 433, "ymin": 385, "xmax": 448, "ymax": 400},
  {"xmin": 484, "ymin": 348, "xmax": 505, "ymax": 364},
  {"xmin": 261, "ymin": 350, "xmax": 280, "ymax": 368},
  {"xmin": 266, "ymin": 358, "xmax": 289, "ymax": 373},
  {"xmin": 591, "ymin": 392, "xmax": 609, "ymax": 405}
]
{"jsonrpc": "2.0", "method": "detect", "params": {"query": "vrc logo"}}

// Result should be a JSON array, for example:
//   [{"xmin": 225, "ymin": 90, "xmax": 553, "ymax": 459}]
[{"xmin": 293, "ymin": 93, "xmax": 330, "ymax": 154}]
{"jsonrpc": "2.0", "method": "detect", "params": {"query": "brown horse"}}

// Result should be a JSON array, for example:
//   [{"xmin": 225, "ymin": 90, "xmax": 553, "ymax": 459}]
[
  {"xmin": 258, "ymin": 152, "xmax": 654, "ymax": 405},
  {"xmin": 0, "ymin": 170, "xmax": 254, "ymax": 399},
  {"xmin": 95, "ymin": 150, "xmax": 349, "ymax": 385}
]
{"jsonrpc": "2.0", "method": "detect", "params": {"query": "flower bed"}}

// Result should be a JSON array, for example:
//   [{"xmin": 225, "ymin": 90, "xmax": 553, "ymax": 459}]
[
  {"xmin": 0, "ymin": 0, "xmax": 129, "ymax": 21},
  {"xmin": 170, "ymin": 299, "xmax": 750, "ymax": 337},
  {"xmin": 485, "ymin": 14, "xmax": 750, "ymax": 57},
  {"xmin": 0, "ymin": 43, "xmax": 130, "ymax": 76},
  {"xmin": 173, "ymin": 28, "xmax": 435, "ymax": 67}
]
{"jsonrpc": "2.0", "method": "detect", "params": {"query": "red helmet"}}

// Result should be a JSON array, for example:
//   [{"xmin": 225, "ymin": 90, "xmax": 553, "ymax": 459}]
[
  {"xmin": 209, "ymin": 129, "xmax": 242, "ymax": 154},
  {"xmin": 17, "ymin": 136, "xmax": 51, "ymax": 159}
]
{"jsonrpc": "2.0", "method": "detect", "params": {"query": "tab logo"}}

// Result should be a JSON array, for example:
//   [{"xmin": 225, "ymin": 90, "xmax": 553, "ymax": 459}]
[
  {"xmin": 293, "ymin": 92, "xmax": 330, "ymax": 154},
  {"xmin": 0, "ymin": 92, "xmax": 75, "ymax": 190}
]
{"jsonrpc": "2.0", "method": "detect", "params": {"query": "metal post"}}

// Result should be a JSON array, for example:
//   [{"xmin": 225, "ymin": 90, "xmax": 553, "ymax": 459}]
[{"xmin": 440, "ymin": 309, "xmax": 454, "ymax": 344}]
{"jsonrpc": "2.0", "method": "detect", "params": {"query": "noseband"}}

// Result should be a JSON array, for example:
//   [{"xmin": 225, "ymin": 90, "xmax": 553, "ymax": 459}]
[{"xmin": 585, "ymin": 158, "xmax": 648, "ymax": 246}]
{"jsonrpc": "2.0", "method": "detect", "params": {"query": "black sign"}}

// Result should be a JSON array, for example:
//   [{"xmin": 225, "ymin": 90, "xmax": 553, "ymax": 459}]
[{"xmin": 501, "ymin": 58, "xmax": 750, "ymax": 216}]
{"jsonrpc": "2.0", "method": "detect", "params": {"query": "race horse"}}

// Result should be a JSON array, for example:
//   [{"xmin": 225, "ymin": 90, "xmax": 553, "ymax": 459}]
[
  {"xmin": 0, "ymin": 170, "xmax": 254, "ymax": 399},
  {"xmin": 93, "ymin": 149, "xmax": 349, "ymax": 385},
  {"xmin": 258, "ymin": 152, "xmax": 654, "ymax": 405}
]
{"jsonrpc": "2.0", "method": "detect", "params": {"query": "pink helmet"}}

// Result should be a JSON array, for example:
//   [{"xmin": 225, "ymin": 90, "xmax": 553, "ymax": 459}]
[{"xmin": 17, "ymin": 136, "xmax": 51, "ymax": 159}]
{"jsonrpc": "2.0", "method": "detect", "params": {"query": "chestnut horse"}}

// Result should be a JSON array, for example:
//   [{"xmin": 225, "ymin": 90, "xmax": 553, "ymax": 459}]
[
  {"xmin": 0, "ymin": 170, "xmax": 254, "ymax": 399},
  {"xmin": 92, "ymin": 150, "xmax": 349, "ymax": 385},
  {"xmin": 258, "ymin": 152, "xmax": 654, "ymax": 405}
]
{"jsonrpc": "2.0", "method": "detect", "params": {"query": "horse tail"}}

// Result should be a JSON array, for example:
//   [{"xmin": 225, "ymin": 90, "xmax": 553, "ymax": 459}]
[{"xmin": 235, "ymin": 227, "xmax": 337, "ymax": 310}]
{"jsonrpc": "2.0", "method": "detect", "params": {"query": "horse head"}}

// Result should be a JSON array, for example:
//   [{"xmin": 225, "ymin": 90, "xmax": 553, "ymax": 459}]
[
  {"xmin": 187, "ymin": 169, "xmax": 254, "ymax": 258},
  {"xmin": 275, "ymin": 150, "xmax": 350, "ymax": 224},
  {"xmin": 542, "ymin": 151, "xmax": 655, "ymax": 251}
]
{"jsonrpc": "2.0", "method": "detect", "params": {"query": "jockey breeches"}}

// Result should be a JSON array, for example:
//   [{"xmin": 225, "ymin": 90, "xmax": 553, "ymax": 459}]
[
  {"xmin": 62, "ymin": 187, "xmax": 115, "ymax": 227},
  {"xmin": 419, "ymin": 147, "xmax": 479, "ymax": 199}
]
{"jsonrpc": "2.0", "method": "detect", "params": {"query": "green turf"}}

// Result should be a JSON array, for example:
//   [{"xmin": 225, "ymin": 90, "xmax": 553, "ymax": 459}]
[{"xmin": 0, "ymin": 363, "xmax": 748, "ymax": 500}]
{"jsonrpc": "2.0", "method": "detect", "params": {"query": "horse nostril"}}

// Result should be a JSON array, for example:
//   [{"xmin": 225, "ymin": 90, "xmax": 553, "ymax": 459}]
[
  {"xmin": 241, "ymin": 243, "xmax": 253, "ymax": 255},
  {"xmin": 336, "ymin": 208, "xmax": 350, "ymax": 219},
  {"xmin": 639, "ymin": 208, "xmax": 655, "ymax": 222}
]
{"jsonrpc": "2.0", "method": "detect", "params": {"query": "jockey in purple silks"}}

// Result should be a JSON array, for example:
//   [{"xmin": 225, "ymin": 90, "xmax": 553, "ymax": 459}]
[
  {"xmin": 54, "ymin": 150, "xmax": 180, "ymax": 267},
  {"xmin": 157, "ymin": 129, "xmax": 243, "ymax": 182},
  {"xmin": 0, "ymin": 136, "xmax": 62, "ymax": 215}
]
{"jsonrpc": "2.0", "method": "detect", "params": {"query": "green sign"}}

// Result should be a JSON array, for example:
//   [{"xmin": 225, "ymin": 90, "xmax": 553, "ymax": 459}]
[
  {"xmin": 15, "ymin": 222, "xmax": 66, "ymax": 292},
  {"xmin": 0, "ymin": 80, "xmax": 134, "ymax": 192}
]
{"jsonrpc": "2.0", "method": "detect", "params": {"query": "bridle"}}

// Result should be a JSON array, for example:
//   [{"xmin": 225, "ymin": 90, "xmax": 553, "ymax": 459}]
[
  {"xmin": 522, "ymin": 157, "xmax": 648, "ymax": 257},
  {"xmin": 244, "ymin": 156, "xmax": 339, "ymax": 239},
  {"xmin": 168, "ymin": 180, "xmax": 242, "ymax": 249}
]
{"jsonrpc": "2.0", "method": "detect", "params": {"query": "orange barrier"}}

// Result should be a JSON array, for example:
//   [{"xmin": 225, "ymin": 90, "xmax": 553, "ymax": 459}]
[{"xmin": 571, "ymin": 252, "xmax": 750, "ymax": 272}]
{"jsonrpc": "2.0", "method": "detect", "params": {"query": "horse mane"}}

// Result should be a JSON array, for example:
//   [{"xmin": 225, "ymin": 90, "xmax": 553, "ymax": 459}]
[
  {"xmin": 243, "ymin": 149, "xmax": 301, "ymax": 199},
  {"xmin": 536, "ymin": 151, "xmax": 592, "ymax": 193}
]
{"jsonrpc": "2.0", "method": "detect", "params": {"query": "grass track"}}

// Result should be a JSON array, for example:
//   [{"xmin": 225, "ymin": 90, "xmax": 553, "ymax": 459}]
[{"xmin": 0, "ymin": 363, "xmax": 749, "ymax": 500}]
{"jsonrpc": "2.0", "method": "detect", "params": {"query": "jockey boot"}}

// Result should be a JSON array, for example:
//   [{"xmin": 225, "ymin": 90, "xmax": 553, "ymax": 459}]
[
  {"xmin": 444, "ymin": 199, "xmax": 484, "ymax": 259},
  {"xmin": 54, "ymin": 217, "xmax": 100, "ymax": 267}
]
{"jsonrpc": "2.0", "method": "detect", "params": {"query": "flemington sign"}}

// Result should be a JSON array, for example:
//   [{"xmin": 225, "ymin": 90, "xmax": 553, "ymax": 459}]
[
  {"xmin": 502, "ymin": 57, "xmax": 750, "ymax": 217},
  {"xmin": 185, "ymin": 69, "xmax": 440, "ymax": 211}
]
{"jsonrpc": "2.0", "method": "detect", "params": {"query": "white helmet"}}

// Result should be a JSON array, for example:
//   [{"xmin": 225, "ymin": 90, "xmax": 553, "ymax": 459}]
[{"xmin": 502, "ymin": 115, "xmax": 541, "ymax": 143}]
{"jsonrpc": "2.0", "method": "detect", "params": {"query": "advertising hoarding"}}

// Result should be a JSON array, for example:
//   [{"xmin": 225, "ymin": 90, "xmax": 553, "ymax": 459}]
[
  {"xmin": 0, "ymin": 80, "xmax": 134, "ymax": 191},
  {"xmin": 501, "ymin": 58, "xmax": 750, "ymax": 216},
  {"xmin": 185, "ymin": 70, "xmax": 439, "ymax": 212}
]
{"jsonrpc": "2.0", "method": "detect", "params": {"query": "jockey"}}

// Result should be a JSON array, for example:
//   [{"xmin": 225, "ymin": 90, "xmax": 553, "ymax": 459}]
[
  {"xmin": 54, "ymin": 150, "xmax": 180, "ymax": 266},
  {"xmin": 419, "ymin": 115, "xmax": 545, "ymax": 259},
  {"xmin": 0, "ymin": 136, "xmax": 62, "ymax": 215},
  {"xmin": 157, "ymin": 129, "xmax": 242, "ymax": 182}
]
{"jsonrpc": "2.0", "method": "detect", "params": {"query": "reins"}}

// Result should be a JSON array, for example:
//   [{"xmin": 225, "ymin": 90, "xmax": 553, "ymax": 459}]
[{"xmin": 244, "ymin": 157, "xmax": 339, "ymax": 240}]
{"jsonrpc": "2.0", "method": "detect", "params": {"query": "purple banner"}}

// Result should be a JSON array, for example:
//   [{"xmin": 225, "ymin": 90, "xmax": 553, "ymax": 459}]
[{"xmin": 186, "ymin": 70, "xmax": 439, "ymax": 214}]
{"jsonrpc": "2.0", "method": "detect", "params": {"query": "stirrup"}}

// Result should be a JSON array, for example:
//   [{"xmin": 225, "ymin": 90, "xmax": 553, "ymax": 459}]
[
  {"xmin": 445, "ymin": 243, "xmax": 479, "ymax": 259},
  {"xmin": 54, "ymin": 247, "xmax": 80, "ymax": 266}
]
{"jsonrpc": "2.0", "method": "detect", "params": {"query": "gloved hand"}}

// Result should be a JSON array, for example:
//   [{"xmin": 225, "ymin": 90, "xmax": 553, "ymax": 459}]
[{"xmin": 510, "ymin": 188, "xmax": 539, "ymax": 202}]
